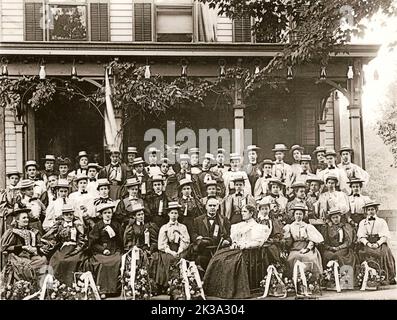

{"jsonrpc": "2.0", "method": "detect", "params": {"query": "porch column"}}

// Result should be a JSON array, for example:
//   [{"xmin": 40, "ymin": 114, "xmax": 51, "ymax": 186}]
[
  {"xmin": 15, "ymin": 121, "xmax": 25, "ymax": 174},
  {"xmin": 233, "ymin": 78, "xmax": 245, "ymax": 156},
  {"xmin": 318, "ymin": 120, "xmax": 327, "ymax": 146},
  {"xmin": 347, "ymin": 59, "xmax": 364, "ymax": 167},
  {"xmin": 0, "ymin": 107, "xmax": 5, "ymax": 188}
]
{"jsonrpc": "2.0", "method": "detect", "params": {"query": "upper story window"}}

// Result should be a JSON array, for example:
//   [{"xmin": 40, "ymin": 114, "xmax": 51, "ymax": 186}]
[
  {"xmin": 156, "ymin": 5, "xmax": 193, "ymax": 42},
  {"xmin": 48, "ymin": 4, "xmax": 87, "ymax": 41}
]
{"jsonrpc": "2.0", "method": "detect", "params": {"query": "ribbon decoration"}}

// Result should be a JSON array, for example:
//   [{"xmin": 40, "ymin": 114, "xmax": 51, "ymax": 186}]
[
  {"xmin": 360, "ymin": 261, "xmax": 377, "ymax": 291},
  {"xmin": 180, "ymin": 259, "xmax": 191, "ymax": 300},
  {"xmin": 261, "ymin": 265, "xmax": 286, "ymax": 298},
  {"xmin": 39, "ymin": 273, "xmax": 54, "ymax": 300},
  {"xmin": 293, "ymin": 261, "xmax": 308, "ymax": 296},
  {"xmin": 120, "ymin": 246, "xmax": 140, "ymax": 300},
  {"xmin": 79, "ymin": 271, "xmax": 101, "ymax": 300},
  {"xmin": 188, "ymin": 261, "xmax": 206, "ymax": 300},
  {"xmin": 327, "ymin": 260, "xmax": 341, "ymax": 292}
]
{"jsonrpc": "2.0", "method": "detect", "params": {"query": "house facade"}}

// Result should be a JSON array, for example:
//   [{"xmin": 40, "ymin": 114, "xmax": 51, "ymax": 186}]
[{"xmin": 0, "ymin": 0, "xmax": 378, "ymax": 188}]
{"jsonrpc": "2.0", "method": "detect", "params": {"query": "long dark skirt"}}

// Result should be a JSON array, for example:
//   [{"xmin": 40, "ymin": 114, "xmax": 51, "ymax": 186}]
[
  {"xmin": 1, "ymin": 253, "xmax": 47, "ymax": 288},
  {"xmin": 359, "ymin": 244, "xmax": 396, "ymax": 283},
  {"xmin": 203, "ymin": 248, "xmax": 250, "ymax": 299},
  {"xmin": 323, "ymin": 248, "xmax": 357, "ymax": 269},
  {"xmin": 49, "ymin": 245, "xmax": 85, "ymax": 286},
  {"xmin": 85, "ymin": 253, "xmax": 121, "ymax": 294}
]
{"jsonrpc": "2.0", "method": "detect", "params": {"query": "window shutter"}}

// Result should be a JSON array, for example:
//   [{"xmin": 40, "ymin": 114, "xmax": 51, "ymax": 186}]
[
  {"xmin": 90, "ymin": 3, "xmax": 109, "ymax": 41},
  {"xmin": 233, "ymin": 15, "xmax": 251, "ymax": 42},
  {"xmin": 25, "ymin": 3, "xmax": 43, "ymax": 41},
  {"xmin": 134, "ymin": 3, "xmax": 152, "ymax": 41},
  {"xmin": 302, "ymin": 108, "xmax": 316, "ymax": 146}
]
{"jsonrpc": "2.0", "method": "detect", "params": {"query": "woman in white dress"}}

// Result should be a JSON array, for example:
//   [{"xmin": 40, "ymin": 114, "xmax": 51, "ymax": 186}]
[
  {"xmin": 284, "ymin": 203, "xmax": 324, "ymax": 278},
  {"xmin": 203, "ymin": 205, "xmax": 270, "ymax": 299}
]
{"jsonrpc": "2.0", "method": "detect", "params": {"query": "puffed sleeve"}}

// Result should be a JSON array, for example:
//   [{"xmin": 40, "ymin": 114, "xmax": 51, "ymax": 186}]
[
  {"xmin": 242, "ymin": 224, "xmax": 270, "ymax": 249},
  {"xmin": 230, "ymin": 223, "xmax": 240, "ymax": 243},
  {"xmin": 1, "ymin": 229, "xmax": 23, "ymax": 254},
  {"xmin": 377, "ymin": 219, "xmax": 391, "ymax": 239},
  {"xmin": 88, "ymin": 224, "xmax": 105, "ymax": 254},
  {"xmin": 306, "ymin": 224, "xmax": 324, "ymax": 244},
  {"xmin": 283, "ymin": 224, "xmax": 292, "ymax": 239},
  {"xmin": 357, "ymin": 220, "xmax": 368, "ymax": 243},
  {"xmin": 177, "ymin": 224, "xmax": 190, "ymax": 253},
  {"xmin": 157, "ymin": 225, "xmax": 169, "ymax": 252}
]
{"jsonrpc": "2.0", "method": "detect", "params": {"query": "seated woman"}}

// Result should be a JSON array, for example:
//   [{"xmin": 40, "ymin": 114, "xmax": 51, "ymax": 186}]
[
  {"xmin": 123, "ymin": 203, "xmax": 159, "ymax": 252},
  {"xmin": 203, "ymin": 205, "xmax": 270, "ymax": 299},
  {"xmin": 42, "ymin": 204, "xmax": 87, "ymax": 286},
  {"xmin": 256, "ymin": 198, "xmax": 284, "ymax": 266},
  {"xmin": 114, "ymin": 178, "xmax": 145, "ymax": 230},
  {"xmin": 321, "ymin": 208, "xmax": 356, "ymax": 268},
  {"xmin": 357, "ymin": 201, "xmax": 396, "ymax": 284},
  {"xmin": 85, "ymin": 202, "xmax": 123, "ymax": 297},
  {"xmin": 283, "ymin": 203, "xmax": 324, "ymax": 279},
  {"xmin": 1, "ymin": 208, "xmax": 47, "ymax": 288},
  {"xmin": 149, "ymin": 201, "xmax": 190, "ymax": 293}
]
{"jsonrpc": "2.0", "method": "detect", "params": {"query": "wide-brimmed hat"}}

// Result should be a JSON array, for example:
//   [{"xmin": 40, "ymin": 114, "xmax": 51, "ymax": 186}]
[
  {"xmin": 42, "ymin": 155, "xmax": 56, "ymax": 162},
  {"xmin": 126, "ymin": 146, "xmax": 138, "ymax": 154},
  {"xmin": 151, "ymin": 175, "xmax": 164, "ymax": 183},
  {"xmin": 290, "ymin": 145, "xmax": 304, "ymax": 154},
  {"xmin": 291, "ymin": 203, "xmax": 309, "ymax": 212},
  {"xmin": 313, "ymin": 146, "xmax": 327, "ymax": 155},
  {"xmin": 10, "ymin": 208, "xmax": 31, "ymax": 217},
  {"xmin": 166, "ymin": 201, "xmax": 182, "ymax": 211},
  {"xmin": 189, "ymin": 147, "xmax": 200, "ymax": 155},
  {"xmin": 339, "ymin": 146, "xmax": 353, "ymax": 154},
  {"xmin": 325, "ymin": 149, "xmax": 337, "ymax": 157},
  {"xmin": 87, "ymin": 163, "xmax": 102, "ymax": 171},
  {"xmin": 108, "ymin": 147, "xmax": 121, "ymax": 155},
  {"xmin": 232, "ymin": 173, "xmax": 245, "ymax": 183},
  {"xmin": 205, "ymin": 179, "xmax": 218, "ymax": 187},
  {"xmin": 267, "ymin": 178, "xmax": 285, "ymax": 187},
  {"xmin": 75, "ymin": 173, "xmax": 88, "ymax": 182},
  {"xmin": 133, "ymin": 157, "xmax": 145, "ymax": 166},
  {"xmin": 257, "ymin": 198, "xmax": 271, "ymax": 208},
  {"xmin": 202, "ymin": 153, "xmax": 215, "ymax": 161},
  {"xmin": 96, "ymin": 202, "xmax": 115, "ymax": 213},
  {"xmin": 272, "ymin": 144, "xmax": 288, "ymax": 152},
  {"xmin": 217, "ymin": 148, "xmax": 226, "ymax": 155},
  {"xmin": 24, "ymin": 160, "xmax": 38, "ymax": 169},
  {"xmin": 125, "ymin": 177, "xmax": 141, "ymax": 188},
  {"xmin": 262, "ymin": 159, "xmax": 274, "ymax": 166},
  {"xmin": 179, "ymin": 154, "xmax": 190, "ymax": 162},
  {"xmin": 131, "ymin": 203, "xmax": 145, "ymax": 214},
  {"xmin": 96, "ymin": 178, "xmax": 111, "ymax": 189},
  {"xmin": 327, "ymin": 208, "xmax": 342, "ymax": 216},
  {"xmin": 160, "ymin": 157, "xmax": 170, "ymax": 164},
  {"xmin": 291, "ymin": 182, "xmax": 307, "ymax": 189},
  {"xmin": 76, "ymin": 151, "xmax": 89, "ymax": 159},
  {"xmin": 57, "ymin": 157, "xmax": 72, "ymax": 166},
  {"xmin": 247, "ymin": 145, "xmax": 260, "ymax": 152},
  {"xmin": 229, "ymin": 153, "xmax": 241, "ymax": 161},
  {"xmin": 17, "ymin": 179, "xmax": 35, "ymax": 189},
  {"xmin": 147, "ymin": 147, "xmax": 160, "ymax": 154},
  {"xmin": 325, "ymin": 173, "xmax": 339, "ymax": 183},
  {"xmin": 347, "ymin": 178, "xmax": 365, "ymax": 185},
  {"xmin": 55, "ymin": 179, "xmax": 70, "ymax": 189},
  {"xmin": 6, "ymin": 169, "xmax": 21, "ymax": 177},
  {"xmin": 362, "ymin": 200, "xmax": 381, "ymax": 210},
  {"xmin": 179, "ymin": 178, "xmax": 193, "ymax": 189},
  {"xmin": 300, "ymin": 154, "xmax": 312, "ymax": 162},
  {"xmin": 62, "ymin": 204, "xmax": 75, "ymax": 214},
  {"xmin": 306, "ymin": 176, "xmax": 324, "ymax": 185}
]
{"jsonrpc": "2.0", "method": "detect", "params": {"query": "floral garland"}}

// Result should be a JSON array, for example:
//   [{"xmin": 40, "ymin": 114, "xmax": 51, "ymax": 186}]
[
  {"xmin": 167, "ymin": 261, "xmax": 204, "ymax": 300},
  {"xmin": 356, "ymin": 261, "xmax": 386, "ymax": 290},
  {"xmin": 1, "ymin": 280, "xmax": 36, "ymax": 300}
]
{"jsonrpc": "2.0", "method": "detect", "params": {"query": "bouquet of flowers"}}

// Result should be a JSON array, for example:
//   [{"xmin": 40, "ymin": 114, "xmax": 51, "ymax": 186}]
[
  {"xmin": 1, "ymin": 280, "xmax": 36, "ymax": 300},
  {"xmin": 259, "ymin": 263, "xmax": 287, "ymax": 298},
  {"xmin": 292, "ymin": 261, "xmax": 321, "ymax": 298},
  {"xmin": 321, "ymin": 260, "xmax": 342, "ymax": 292},
  {"xmin": 120, "ymin": 247, "xmax": 152, "ymax": 300},
  {"xmin": 168, "ymin": 259, "xmax": 205, "ymax": 300},
  {"xmin": 356, "ymin": 261, "xmax": 386, "ymax": 290}
]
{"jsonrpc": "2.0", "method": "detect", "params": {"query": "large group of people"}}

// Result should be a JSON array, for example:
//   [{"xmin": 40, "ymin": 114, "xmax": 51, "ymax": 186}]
[{"xmin": 0, "ymin": 143, "xmax": 395, "ymax": 299}]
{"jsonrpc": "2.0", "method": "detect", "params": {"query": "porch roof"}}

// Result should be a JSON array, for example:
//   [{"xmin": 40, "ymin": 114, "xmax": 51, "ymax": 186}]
[{"xmin": 0, "ymin": 42, "xmax": 380, "ymax": 58}]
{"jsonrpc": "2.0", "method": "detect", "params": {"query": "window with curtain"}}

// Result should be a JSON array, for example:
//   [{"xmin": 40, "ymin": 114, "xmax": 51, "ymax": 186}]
[
  {"xmin": 48, "ymin": 4, "xmax": 88, "ymax": 40},
  {"xmin": 156, "ymin": 6, "xmax": 193, "ymax": 42}
]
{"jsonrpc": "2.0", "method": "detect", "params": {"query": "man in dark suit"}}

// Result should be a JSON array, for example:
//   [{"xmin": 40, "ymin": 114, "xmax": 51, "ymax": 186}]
[
  {"xmin": 132, "ymin": 157, "xmax": 150, "ymax": 198},
  {"xmin": 192, "ymin": 198, "xmax": 231, "ymax": 272},
  {"xmin": 98, "ymin": 147, "xmax": 128, "ymax": 200}
]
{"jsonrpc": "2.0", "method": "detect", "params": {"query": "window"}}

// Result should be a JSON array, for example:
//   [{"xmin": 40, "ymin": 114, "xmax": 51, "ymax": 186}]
[
  {"xmin": 156, "ymin": 6, "xmax": 193, "ymax": 42},
  {"xmin": 233, "ymin": 15, "xmax": 252, "ymax": 43},
  {"xmin": 48, "ymin": 4, "xmax": 87, "ymax": 41}
]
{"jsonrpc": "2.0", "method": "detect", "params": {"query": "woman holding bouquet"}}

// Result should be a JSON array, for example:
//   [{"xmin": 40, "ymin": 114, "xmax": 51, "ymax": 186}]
[
  {"xmin": 42, "ymin": 204, "xmax": 87, "ymax": 286},
  {"xmin": 203, "ymin": 204, "xmax": 270, "ymax": 299},
  {"xmin": 0, "ymin": 208, "xmax": 47, "ymax": 288},
  {"xmin": 321, "ymin": 208, "xmax": 357, "ymax": 268},
  {"xmin": 149, "ymin": 202, "xmax": 190, "ymax": 293},
  {"xmin": 283, "ymin": 203, "xmax": 324, "ymax": 279},
  {"xmin": 85, "ymin": 202, "xmax": 124, "ymax": 297}
]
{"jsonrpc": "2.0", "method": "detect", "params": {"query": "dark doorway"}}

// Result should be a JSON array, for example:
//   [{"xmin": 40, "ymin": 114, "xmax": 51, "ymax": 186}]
[{"xmin": 35, "ymin": 90, "xmax": 104, "ymax": 165}]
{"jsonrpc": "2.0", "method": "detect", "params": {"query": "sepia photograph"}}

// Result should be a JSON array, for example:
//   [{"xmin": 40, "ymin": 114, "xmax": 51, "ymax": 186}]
[{"xmin": 0, "ymin": 0, "xmax": 396, "ymax": 307}]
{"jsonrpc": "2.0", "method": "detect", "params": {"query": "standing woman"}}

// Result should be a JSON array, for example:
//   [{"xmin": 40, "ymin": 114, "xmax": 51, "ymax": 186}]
[
  {"xmin": 69, "ymin": 151, "xmax": 90, "ymax": 192},
  {"xmin": 42, "ymin": 204, "xmax": 87, "ymax": 285},
  {"xmin": 150, "ymin": 202, "xmax": 190, "ymax": 293},
  {"xmin": 86, "ymin": 202, "xmax": 123, "ymax": 297},
  {"xmin": 283, "ymin": 203, "xmax": 324, "ymax": 279},
  {"xmin": 1, "ymin": 208, "xmax": 47, "ymax": 288}
]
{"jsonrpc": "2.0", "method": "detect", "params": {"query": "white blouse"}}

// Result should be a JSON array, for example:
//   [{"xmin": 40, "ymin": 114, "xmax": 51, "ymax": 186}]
[
  {"xmin": 230, "ymin": 219, "xmax": 270, "ymax": 249},
  {"xmin": 283, "ymin": 221, "xmax": 324, "ymax": 243}
]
